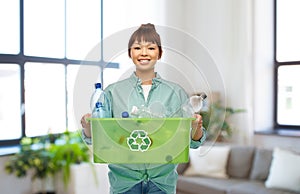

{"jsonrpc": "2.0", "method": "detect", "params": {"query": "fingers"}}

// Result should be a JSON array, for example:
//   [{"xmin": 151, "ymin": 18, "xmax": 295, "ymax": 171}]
[
  {"xmin": 192, "ymin": 114, "xmax": 203, "ymax": 130},
  {"xmin": 81, "ymin": 113, "xmax": 91, "ymax": 128},
  {"xmin": 191, "ymin": 114, "xmax": 204, "ymax": 141}
]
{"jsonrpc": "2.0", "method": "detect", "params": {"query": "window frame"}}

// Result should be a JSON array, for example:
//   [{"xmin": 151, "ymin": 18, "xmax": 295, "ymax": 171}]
[
  {"xmin": 0, "ymin": 0, "xmax": 118, "ymax": 149},
  {"xmin": 274, "ymin": 0, "xmax": 300, "ymax": 130}
]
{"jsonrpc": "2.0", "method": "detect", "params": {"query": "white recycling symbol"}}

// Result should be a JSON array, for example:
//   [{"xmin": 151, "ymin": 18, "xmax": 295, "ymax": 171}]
[{"xmin": 127, "ymin": 130, "xmax": 151, "ymax": 152}]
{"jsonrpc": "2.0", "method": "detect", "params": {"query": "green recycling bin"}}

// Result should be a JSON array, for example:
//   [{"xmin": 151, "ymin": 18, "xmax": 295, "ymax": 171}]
[{"xmin": 89, "ymin": 118, "xmax": 193, "ymax": 164}]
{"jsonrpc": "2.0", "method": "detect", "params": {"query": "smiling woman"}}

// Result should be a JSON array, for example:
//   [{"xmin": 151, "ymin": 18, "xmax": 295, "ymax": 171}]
[
  {"xmin": 128, "ymin": 23, "xmax": 163, "ymax": 78},
  {"xmin": 130, "ymin": 41, "xmax": 160, "ymax": 76},
  {"xmin": 80, "ymin": 23, "xmax": 206, "ymax": 194}
]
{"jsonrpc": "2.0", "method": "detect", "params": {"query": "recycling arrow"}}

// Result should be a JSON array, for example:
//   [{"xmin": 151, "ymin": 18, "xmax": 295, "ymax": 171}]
[{"xmin": 127, "ymin": 130, "xmax": 151, "ymax": 152}]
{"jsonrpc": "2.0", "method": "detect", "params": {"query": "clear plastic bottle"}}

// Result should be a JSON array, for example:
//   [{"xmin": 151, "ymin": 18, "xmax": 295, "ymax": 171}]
[
  {"xmin": 90, "ymin": 83, "xmax": 102, "ymax": 111},
  {"xmin": 182, "ymin": 92, "xmax": 207, "ymax": 117},
  {"xmin": 90, "ymin": 83, "xmax": 111, "ymax": 118},
  {"xmin": 190, "ymin": 92, "xmax": 207, "ymax": 113},
  {"xmin": 92, "ymin": 102, "xmax": 105, "ymax": 118},
  {"xmin": 130, "ymin": 105, "xmax": 151, "ymax": 118}
]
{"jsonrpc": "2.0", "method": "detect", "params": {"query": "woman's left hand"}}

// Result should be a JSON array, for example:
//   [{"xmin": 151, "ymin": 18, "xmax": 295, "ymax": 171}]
[{"xmin": 191, "ymin": 114, "xmax": 203, "ymax": 141}]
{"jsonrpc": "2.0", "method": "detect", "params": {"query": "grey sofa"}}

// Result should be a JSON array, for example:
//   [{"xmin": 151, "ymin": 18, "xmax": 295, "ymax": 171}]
[{"xmin": 176, "ymin": 146, "xmax": 300, "ymax": 194}]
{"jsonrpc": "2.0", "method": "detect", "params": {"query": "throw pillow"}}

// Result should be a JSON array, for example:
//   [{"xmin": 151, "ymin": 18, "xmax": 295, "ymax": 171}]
[
  {"xmin": 226, "ymin": 146, "xmax": 255, "ymax": 178},
  {"xmin": 249, "ymin": 148, "xmax": 273, "ymax": 181},
  {"xmin": 183, "ymin": 146, "xmax": 230, "ymax": 178},
  {"xmin": 265, "ymin": 147, "xmax": 300, "ymax": 193}
]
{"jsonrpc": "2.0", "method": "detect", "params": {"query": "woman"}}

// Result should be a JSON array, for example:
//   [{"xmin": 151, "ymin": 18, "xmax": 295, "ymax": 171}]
[{"xmin": 81, "ymin": 23, "xmax": 206, "ymax": 194}]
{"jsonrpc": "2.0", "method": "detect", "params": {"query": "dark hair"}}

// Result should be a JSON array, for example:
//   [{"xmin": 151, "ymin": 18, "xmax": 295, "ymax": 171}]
[{"xmin": 128, "ymin": 23, "xmax": 162, "ymax": 59}]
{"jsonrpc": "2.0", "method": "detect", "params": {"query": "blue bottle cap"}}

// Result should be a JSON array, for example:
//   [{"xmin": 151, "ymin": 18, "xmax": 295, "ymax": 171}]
[
  {"xmin": 95, "ymin": 83, "xmax": 102, "ymax": 89},
  {"xmin": 121, "ymin": 111, "xmax": 129, "ymax": 118},
  {"xmin": 95, "ymin": 102, "xmax": 103, "ymax": 108}
]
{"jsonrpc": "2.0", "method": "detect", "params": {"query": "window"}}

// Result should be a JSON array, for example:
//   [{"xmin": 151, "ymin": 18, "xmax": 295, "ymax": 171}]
[
  {"xmin": 1, "ymin": 0, "xmax": 164, "ymax": 149},
  {"xmin": 0, "ymin": 0, "xmax": 117, "ymax": 147},
  {"xmin": 275, "ymin": 0, "xmax": 300, "ymax": 128}
]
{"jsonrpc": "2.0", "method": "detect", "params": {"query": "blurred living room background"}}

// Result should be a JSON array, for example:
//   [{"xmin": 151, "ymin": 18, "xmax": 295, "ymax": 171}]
[{"xmin": 0, "ymin": 0, "xmax": 299, "ymax": 194}]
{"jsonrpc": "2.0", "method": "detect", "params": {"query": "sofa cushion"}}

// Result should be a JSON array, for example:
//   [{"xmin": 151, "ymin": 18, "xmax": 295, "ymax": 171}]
[
  {"xmin": 228, "ymin": 181, "xmax": 300, "ymax": 194},
  {"xmin": 177, "ymin": 162, "xmax": 189, "ymax": 175},
  {"xmin": 183, "ymin": 146, "xmax": 230, "ymax": 178},
  {"xmin": 249, "ymin": 148, "xmax": 273, "ymax": 181},
  {"xmin": 265, "ymin": 147, "xmax": 300, "ymax": 193},
  {"xmin": 227, "ymin": 146, "xmax": 255, "ymax": 178},
  {"xmin": 177, "ymin": 175, "xmax": 245, "ymax": 194}
]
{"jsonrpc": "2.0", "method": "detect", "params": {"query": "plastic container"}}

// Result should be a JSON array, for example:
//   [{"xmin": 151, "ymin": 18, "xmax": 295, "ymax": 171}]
[{"xmin": 88, "ymin": 117, "xmax": 194, "ymax": 164}]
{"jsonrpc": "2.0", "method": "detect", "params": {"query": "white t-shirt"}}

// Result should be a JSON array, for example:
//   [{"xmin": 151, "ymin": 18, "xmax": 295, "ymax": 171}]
[{"xmin": 141, "ymin": 84, "xmax": 152, "ymax": 101}]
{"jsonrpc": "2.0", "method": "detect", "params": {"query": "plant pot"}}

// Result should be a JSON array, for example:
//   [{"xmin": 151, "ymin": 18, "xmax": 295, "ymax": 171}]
[
  {"xmin": 54, "ymin": 163, "xmax": 110, "ymax": 194},
  {"xmin": 31, "ymin": 176, "xmax": 55, "ymax": 194}
]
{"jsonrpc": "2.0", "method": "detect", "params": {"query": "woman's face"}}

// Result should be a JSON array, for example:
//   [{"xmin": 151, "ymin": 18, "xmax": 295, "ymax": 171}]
[{"xmin": 130, "ymin": 40, "xmax": 160, "ymax": 73}]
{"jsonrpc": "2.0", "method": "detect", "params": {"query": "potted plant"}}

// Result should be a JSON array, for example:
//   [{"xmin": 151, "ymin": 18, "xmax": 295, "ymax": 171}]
[
  {"xmin": 5, "ymin": 131, "xmax": 91, "ymax": 194},
  {"xmin": 49, "ymin": 131, "xmax": 90, "ymax": 186},
  {"xmin": 200, "ymin": 100, "xmax": 245, "ymax": 141},
  {"xmin": 5, "ymin": 136, "xmax": 57, "ymax": 194}
]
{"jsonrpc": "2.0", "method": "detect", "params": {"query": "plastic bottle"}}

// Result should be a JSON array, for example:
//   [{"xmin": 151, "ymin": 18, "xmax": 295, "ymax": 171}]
[
  {"xmin": 130, "ymin": 104, "xmax": 165, "ymax": 118},
  {"xmin": 182, "ymin": 92, "xmax": 207, "ymax": 117},
  {"xmin": 92, "ymin": 102, "xmax": 105, "ymax": 118},
  {"xmin": 90, "ymin": 83, "xmax": 102, "ymax": 111},
  {"xmin": 189, "ymin": 92, "xmax": 207, "ymax": 113},
  {"xmin": 90, "ymin": 83, "xmax": 111, "ymax": 118},
  {"xmin": 130, "ymin": 105, "xmax": 151, "ymax": 118}
]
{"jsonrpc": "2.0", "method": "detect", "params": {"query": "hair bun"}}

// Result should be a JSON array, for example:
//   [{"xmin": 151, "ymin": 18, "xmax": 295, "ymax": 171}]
[{"xmin": 141, "ymin": 23, "xmax": 156, "ymax": 30}]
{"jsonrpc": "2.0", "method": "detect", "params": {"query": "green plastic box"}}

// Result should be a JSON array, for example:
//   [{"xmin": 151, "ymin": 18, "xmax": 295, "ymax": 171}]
[{"xmin": 89, "ymin": 118, "xmax": 193, "ymax": 164}]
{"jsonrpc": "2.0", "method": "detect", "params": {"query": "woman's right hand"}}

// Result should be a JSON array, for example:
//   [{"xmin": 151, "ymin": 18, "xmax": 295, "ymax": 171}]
[{"xmin": 81, "ymin": 113, "xmax": 92, "ymax": 137}]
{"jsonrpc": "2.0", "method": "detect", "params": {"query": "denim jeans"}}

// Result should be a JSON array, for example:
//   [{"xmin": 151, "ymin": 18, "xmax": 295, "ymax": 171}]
[{"xmin": 120, "ymin": 181, "xmax": 166, "ymax": 194}]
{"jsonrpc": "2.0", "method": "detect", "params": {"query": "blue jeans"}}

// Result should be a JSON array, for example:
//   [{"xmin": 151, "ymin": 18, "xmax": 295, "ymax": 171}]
[{"xmin": 120, "ymin": 181, "xmax": 166, "ymax": 194}]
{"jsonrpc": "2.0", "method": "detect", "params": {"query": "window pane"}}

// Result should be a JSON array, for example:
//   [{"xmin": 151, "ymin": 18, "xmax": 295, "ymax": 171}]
[
  {"xmin": 66, "ymin": 64, "xmax": 100, "ymax": 131},
  {"xmin": 24, "ymin": 0, "xmax": 64, "ymax": 58},
  {"xmin": 66, "ymin": 65, "xmax": 78, "ymax": 132},
  {"xmin": 276, "ymin": 0, "xmax": 300, "ymax": 62},
  {"xmin": 66, "ymin": 0, "xmax": 101, "ymax": 60},
  {"xmin": 25, "ymin": 63, "xmax": 66, "ymax": 136},
  {"xmin": 0, "ymin": 64, "xmax": 21, "ymax": 140},
  {"xmin": 0, "ymin": 0, "xmax": 19, "ymax": 54},
  {"xmin": 277, "ymin": 65, "xmax": 300, "ymax": 125}
]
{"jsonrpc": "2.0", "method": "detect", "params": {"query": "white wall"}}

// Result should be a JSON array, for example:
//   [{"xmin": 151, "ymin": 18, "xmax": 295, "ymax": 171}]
[
  {"xmin": 163, "ymin": 0, "xmax": 300, "ymax": 149},
  {"xmin": 252, "ymin": 0, "xmax": 275, "ymax": 131},
  {"xmin": 179, "ymin": 0, "xmax": 300, "ymax": 149},
  {"xmin": 176, "ymin": 0, "xmax": 254, "ymax": 144}
]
